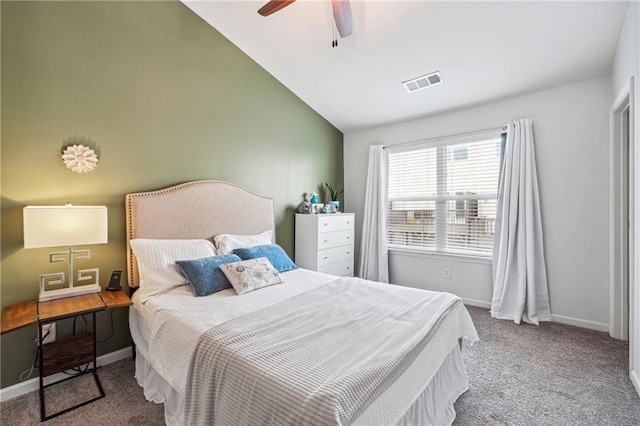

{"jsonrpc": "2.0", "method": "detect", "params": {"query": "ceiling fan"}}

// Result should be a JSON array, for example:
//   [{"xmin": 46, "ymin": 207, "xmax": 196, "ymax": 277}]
[{"xmin": 258, "ymin": 0, "xmax": 353, "ymax": 47}]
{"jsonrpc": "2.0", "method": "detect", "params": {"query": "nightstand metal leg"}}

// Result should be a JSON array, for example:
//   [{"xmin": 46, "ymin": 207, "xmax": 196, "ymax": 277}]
[
  {"xmin": 91, "ymin": 312, "xmax": 105, "ymax": 397},
  {"xmin": 38, "ymin": 324, "xmax": 46, "ymax": 421}
]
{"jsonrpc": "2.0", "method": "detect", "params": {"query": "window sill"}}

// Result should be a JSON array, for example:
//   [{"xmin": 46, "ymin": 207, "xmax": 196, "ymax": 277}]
[{"xmin": 389, "ymin": 247, "xmax": 492, "ymax": 265}]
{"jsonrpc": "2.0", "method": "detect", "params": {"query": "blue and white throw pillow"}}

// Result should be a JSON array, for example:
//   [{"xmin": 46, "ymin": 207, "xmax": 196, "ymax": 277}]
[{"xmin": 220, "ymin": 257, "xmax": 284, "ymax": 295}]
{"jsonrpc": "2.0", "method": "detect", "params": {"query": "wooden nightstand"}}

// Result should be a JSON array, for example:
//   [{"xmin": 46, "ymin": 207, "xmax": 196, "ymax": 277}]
[{"xmin": 1, "ymin": 289, "xmax": 132, "ymax": 421}]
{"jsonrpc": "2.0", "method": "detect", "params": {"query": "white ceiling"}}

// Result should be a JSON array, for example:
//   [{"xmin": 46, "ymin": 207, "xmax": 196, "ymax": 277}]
[{"xmin": 183, "ymin": 1, "xmax": 629, "ymax": 132}]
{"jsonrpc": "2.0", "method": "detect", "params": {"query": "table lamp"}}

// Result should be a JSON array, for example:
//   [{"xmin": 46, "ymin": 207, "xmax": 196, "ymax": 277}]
[{"xmin": 23, "ymin": 205, "xmax": 108, "ymax": 302}]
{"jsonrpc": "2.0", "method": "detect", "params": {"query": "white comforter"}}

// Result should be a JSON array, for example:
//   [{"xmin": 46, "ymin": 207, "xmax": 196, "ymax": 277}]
[
  {"xmin": 132, "ymin": 269, "xmax": 341, "ymax": 395},
  {"xmin": 185, "ymin": 278, "xmax": 463, "ymax": 425},
  {"xmin": 130, "ymin": 268, "xmax": 479, "ymax": 425}
]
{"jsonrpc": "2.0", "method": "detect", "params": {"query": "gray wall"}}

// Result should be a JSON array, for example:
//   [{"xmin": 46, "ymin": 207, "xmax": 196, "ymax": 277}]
[
  {"xmin": 611, "ymin": 1, "xmax": 639, "ymax": 97},
  {"xmin": 345, "ymin": 77, "xmax": 612, "ymax": 330},
  {"xmin": 1, "ymin": 1, "xmax": 342, "ymax": 389}
]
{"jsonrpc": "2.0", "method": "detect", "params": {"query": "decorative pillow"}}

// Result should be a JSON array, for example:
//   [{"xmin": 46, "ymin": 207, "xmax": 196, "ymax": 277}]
[
  {"xmin": 233, "ymin": 244, "xmax": 297, "ymax": 273},
  {"xmin": 129, "ymin": 239, "xmax": 216, "ymax": 303},
  {"xmin": 220, "ymin": 257, "xmax": 284, "ymax": 295},
  {"xmin": 214, "ymin": 230, "xmax": 273, "ymax": 255},
  {"xmin": 176, "ymin": 254, "xmax": 241, "ymax": 297}
]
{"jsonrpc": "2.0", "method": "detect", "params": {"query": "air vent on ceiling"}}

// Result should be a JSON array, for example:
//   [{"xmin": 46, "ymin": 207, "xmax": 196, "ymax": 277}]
[{"xmin": 403, "ymin": 71, "xmax": 443, "ymax": 93}]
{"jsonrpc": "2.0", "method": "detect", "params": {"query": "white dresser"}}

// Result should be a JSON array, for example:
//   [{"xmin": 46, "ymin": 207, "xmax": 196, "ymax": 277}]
[{"xmin": 295, "ymin": 213, "xmax": 355, "ymax": 277}]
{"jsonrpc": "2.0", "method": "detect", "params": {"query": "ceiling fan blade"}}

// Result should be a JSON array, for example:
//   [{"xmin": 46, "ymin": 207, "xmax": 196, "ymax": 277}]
[
  {"xmin": 332, "ymin": 0, "xmax": 352, "ymax": 38},
  {"xmin": 258, "ymin": 0, "xmax": 296, "ymax": 17}
]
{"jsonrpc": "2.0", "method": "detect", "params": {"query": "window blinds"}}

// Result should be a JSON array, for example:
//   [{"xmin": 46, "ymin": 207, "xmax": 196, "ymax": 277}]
[{"xmin": 388, "ymin": 134, "xmax": 502, "ymax": 256}]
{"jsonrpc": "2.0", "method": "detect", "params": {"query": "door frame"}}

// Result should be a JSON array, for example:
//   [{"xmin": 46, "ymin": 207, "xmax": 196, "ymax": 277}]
[
  {"xmin": 609, "ymin": 80, "xmax": 633, "ymax": 341},
  {"xmin": 609, "ymin": 76, "xmax": 637, "ymax": 396}
]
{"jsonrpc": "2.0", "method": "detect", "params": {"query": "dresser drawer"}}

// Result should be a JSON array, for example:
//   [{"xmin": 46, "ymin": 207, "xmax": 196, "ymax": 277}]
[
  {"xmin": 318, "ymin": 259, "xmax": 354, "ymax": 277},
  {"xmin": 317, "ymin": 230, "xmax": 353, "ymax": 250},
  {"xmin": 317, "ymin": 215, "xmax": 354, "ymax": 233},
  {"xmin": 317, "ymin": 245, "xmax": 354, "ymax": 267}
]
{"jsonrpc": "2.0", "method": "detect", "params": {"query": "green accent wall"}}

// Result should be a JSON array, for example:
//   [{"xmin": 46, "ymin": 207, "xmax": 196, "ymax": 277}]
[{"xmin": 1, "ymin": 1, "xmax": 343, "ymax": 388}]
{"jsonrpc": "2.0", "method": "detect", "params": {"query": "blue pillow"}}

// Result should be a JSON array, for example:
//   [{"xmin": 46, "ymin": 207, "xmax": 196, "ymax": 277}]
[
  {"xmin": 233, "ymin": 244, "xmax": 298, "ymax": 273},
  {"xmin": 176, "ymin": 254, "xmax": 241, "ymax": 296}
]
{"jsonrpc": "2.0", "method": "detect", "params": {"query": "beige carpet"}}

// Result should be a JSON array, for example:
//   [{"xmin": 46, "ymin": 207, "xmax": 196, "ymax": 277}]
[{"xmin": 2, "ymin": 306, "xmax": 638, "ymax": 425}]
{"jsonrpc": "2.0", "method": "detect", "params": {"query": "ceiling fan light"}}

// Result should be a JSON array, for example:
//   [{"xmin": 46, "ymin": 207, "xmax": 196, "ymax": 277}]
[{"xmin": 332, "ymin": 0, "xmax": 353, "ymax": 38}]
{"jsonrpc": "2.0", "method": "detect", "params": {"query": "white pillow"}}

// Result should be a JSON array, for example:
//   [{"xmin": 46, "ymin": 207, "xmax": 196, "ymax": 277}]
[
  {"xmin": 130, "ymin": 239, "xmax": 216, "ymax": 303},
  {"xmin": 220, "ymin": 257, "xmax": 284, "ymax": 295},
  {"xmin": 214, "ymin": 230, "xmax": 273, "ymax": 255}
]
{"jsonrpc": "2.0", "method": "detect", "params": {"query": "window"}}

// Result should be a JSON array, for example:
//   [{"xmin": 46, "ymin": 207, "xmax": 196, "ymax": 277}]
[{"xmin": 388, "ymin": 132, "xmax": 503, "ymax": 257}]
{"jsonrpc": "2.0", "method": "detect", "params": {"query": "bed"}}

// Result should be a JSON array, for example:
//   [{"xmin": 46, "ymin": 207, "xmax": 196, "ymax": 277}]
[{"xmin": 125, "ymin": 180, "xmax": 479, "ymax": 426}]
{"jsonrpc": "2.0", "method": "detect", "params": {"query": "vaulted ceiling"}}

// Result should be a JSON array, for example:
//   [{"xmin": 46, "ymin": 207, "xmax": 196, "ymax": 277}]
[{"xmin": 183, "ymin": 1, "xmax": 629, "ymax": 132}]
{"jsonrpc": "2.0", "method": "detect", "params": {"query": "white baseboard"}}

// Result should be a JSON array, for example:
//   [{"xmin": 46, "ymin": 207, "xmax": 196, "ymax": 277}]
[
  {"xmin": 462, "ymin": 298, "xmax": 491, "ymax": 309},
  {"xmin": 551, "ymin": 314, "xmax": 609, "ymax": 332},
  {"xmin": 460, "ymin": 299, "xmax": 610, "ymax": 332},
  {"xmin": 0, "ymin": 346, "xmax": 132, "ymax": 403},
  {"xmin": 631, "ymin": 369, "xmax": 640, "ymax": 398}
]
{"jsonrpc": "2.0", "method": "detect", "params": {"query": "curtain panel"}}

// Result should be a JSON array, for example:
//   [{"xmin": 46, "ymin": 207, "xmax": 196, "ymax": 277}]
[
  {"xmin": 491, "ymin": 119, "xmax": 551, "ymax": 324},
  {"xmin": 358, "ymin": 145, "xmax": 389, "ymax": 283}
]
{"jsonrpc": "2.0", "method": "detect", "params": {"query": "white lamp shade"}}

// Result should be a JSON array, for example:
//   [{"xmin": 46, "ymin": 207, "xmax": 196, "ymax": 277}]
[{"xmin": 23, "ymin": 206, "xmax": 108, "ymax": 249}]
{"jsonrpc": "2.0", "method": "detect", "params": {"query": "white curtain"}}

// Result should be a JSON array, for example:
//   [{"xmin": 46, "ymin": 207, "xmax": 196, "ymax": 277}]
[
  {"xmin": 358, "ymin": 145, "xmax": 389, "ymax": 283},
  {"xmin": 492, "ymin": 119, "xmax": 551, "ymax": 325}
]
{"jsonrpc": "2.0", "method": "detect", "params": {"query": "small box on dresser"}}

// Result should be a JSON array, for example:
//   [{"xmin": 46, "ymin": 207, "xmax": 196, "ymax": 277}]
[{"xmin": 295, "ymin": 213, "xmax": 355, "ymax": 277}]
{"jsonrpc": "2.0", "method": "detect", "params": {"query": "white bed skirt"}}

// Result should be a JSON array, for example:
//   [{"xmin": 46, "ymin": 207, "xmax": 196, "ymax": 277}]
[{"xmin": 134, "ymin": 345, "xmax": 469, "ymax": 426}]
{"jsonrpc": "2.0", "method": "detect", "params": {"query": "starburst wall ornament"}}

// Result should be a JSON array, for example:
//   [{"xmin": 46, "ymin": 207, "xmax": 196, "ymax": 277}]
[{"xmin": 62, "ymin": 144, "xmax": 99, "ymax": 173}]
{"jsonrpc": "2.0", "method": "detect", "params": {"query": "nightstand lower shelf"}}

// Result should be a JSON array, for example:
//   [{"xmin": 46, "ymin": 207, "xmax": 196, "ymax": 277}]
[
  {"xmin": 42, "ymin": 333, "xmax": 93, "ymax": 376},
  {"xmin": 39, "ymin": 312, "xmax": 105, "ymax": 421}
]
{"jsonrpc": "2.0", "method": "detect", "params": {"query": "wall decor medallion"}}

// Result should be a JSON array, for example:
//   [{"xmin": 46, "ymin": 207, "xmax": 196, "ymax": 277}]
[{"xmin": 62, "ymin": 144, "xmax": 99, "ymax": 173}]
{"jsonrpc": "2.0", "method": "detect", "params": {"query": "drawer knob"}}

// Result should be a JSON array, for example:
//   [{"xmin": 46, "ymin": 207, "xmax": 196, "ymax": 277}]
[
  {"xmin": 323, "ymin": 256, "xmax": 328, "ymax": 260},
  {"xmin": 323, "ymin": 240, "xmax": 328, "ymax": 243},
  {"xmin": 323, "ymin": 223, "xmax": 328, "ymax": 226},
  {"xmin": 346, "ymin": 252, "xmax": 351, "ymax": 255},
  {"xmin": 346, "ymin": 266, "xmax": 351, "ymax": 270}
]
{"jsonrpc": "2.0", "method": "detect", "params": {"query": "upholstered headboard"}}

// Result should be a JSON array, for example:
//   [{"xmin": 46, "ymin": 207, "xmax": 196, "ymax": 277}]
[{"xmin": 125, "ymin": 180, "xmax": 275, "ymax": 288}]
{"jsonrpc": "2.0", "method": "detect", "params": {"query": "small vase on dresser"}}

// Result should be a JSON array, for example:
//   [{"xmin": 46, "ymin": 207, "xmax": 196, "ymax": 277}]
[{"xmin": 295, "ymin": 213, "xmax": 354, "ymax": 277}]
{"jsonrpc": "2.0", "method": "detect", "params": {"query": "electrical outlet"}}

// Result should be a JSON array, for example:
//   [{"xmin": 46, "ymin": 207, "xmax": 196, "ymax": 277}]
[
  {"xmin": 442, "ymin": 268, "xmax": 451, "ymax": 279},
  {"xmin": 41, "ymin": 323, "xmax": 56, "ymax": 344}
]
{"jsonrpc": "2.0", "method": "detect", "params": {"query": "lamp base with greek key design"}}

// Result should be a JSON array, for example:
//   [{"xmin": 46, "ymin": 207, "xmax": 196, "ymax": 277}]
[{"xmin": 38, "ymin": 284, "xmax": 101, "ymax": 302}]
